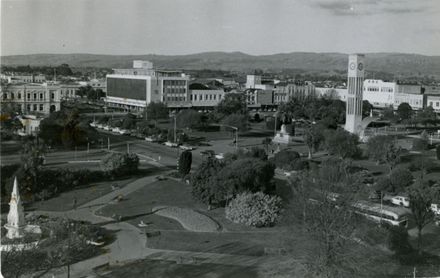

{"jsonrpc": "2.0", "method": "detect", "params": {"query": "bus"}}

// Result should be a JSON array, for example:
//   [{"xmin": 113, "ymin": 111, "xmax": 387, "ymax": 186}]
[{"xmin": 352, "ymin": 200, "xmax": 409, "ymax": 227}]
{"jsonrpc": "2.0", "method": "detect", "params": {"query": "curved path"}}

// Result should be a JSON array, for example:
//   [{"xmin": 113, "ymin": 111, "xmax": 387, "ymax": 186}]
[{"xmin": 34, "ymin": 175, "xmax": 161, "ymax": 278}]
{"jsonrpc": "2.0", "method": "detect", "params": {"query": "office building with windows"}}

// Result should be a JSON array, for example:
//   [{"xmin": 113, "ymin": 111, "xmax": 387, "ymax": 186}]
[
  {"xmin": 105, "ymin": 61, "xmax": 190, "ymax": 111},
  {"xmin": 0, "ymin": 82, "xmax": 78, "ymax": 115}
]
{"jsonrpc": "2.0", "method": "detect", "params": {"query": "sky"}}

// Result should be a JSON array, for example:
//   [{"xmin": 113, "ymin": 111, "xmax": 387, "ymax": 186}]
[{"xmin": 1, "ymin": 0, "xmax": 440, "ymax": 56}]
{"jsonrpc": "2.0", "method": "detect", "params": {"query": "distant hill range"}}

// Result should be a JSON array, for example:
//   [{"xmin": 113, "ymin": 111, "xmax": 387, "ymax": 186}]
[{"xmin": 2, "ymin": 52, "xmax": 440, "ymax": 78}]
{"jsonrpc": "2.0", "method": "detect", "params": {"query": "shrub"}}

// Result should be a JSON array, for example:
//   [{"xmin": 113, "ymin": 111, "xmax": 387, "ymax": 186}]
[
  {"xmin": 412, "ymin": 138, "xmax": 428, "ymax": 151},
  {"xmin": 101, "ymin": 152, "xmax": 139, "ymax": 176},
  {"xmin": 178, "ymin": 150, "xmax": 192, "ymax": 176},
  {"xmin": 225, "ymin": 192, "xmax": 283, "ymax": 227},
  {"xmin": 273, "ymin": 150, "xmax": 300, "ymax": 171},
  {"xmin": 437, "ymin": 145, "xmax": 440, "ymax": 160}
]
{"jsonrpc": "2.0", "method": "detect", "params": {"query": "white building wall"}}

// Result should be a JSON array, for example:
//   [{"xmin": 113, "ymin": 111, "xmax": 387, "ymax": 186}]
[{"xmin": 363, "ymin": 79, "xmax": 395, "ymax": 108}]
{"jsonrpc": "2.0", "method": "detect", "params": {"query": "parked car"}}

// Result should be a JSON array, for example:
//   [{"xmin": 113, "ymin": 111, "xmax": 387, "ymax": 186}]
[
  {"xmin": 391, "ymin": 196, "xmax": 410, "ymax": 207},
  {"xmin": 103, "ymin": 125, "xmax": 111, "ymax": 131},
  {"xmin": 215, "ymin": 153, "xmax": 224, "ymax": 160},
  {"xmin": 164, "ymin": 141, "xmax": 179, "ymax": 148},
  {"xmin": 431, "ymin": 203, "xmax": 440, "ymax": 215},
  {"xmin": 180, "ymin": 145, "xmax": 195, "ymax": 151},
  {"xmin": 145, "ymin": 137, "xmax": 157, "ymax": 142},
  {"xmin": 119, "ymin": 129, "xmax": 130, "ymax": 135}
]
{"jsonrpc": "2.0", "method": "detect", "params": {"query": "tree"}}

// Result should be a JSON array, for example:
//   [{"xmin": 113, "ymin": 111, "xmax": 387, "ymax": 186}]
[
  {"xmin": 273, "ymin": 149, "xmax": 300, "ymax": 171},
  {"xmin": 376, "ymin": 167, "xmax": 414, "ymax": 193},
  {"xmin": 362, "ymin": 100, "xmax": 373, "ymax": 118},
  {"xmin": 304, "ymin": 124, "xmax": 324, "ymax": 159},
  {"xmin": 178, "ymin": 150, "xmax": 192, "ymax": 176},
  {"xmin": 121, "ymin": 113, "xmax": 136, "ymax": 130},
  {"xmin": 436, "ymin": 145, "xmax": 440, "ymax": 160},
  {"xmin": 382, "ymin": 106, "xmax": 396, "ymax": 122},
  {"xmin": 366, "ymin": 135, "xmax": 402, "ymax": 171},
  {"xmin": 176, "ymin": 109, "xmax": 203, "ymax": 129},
  {"xmin": 216, "ymin": 93, "xmax": 247, "ymax": 115},
  {"xmin": 408, "ymin": 181, "xmax": 440, "ymax": 254},
  {"xmin": 61, "ymin": 109, "xmax": 87, "ymax": 148},
  {"xmin": 396, "ymin": 103, "xmax": 413, "ymax": 122},
  {"xmin": 144, "ymin": 102, "xmax": 168, "ymax": 125},
  {"xmin": 324, "ymin": 129, "xmax": 360, "ymax": 159},
  {"xmin": 190, "ymin": 157, "xmax": 275, "ymax": 206},
  {"xmin": 220, "ymin": 113, "xmax": 248, "ymax": 132},
  {"xmin": 290, "ymin": 158, "xmax": 364, "ymax": 277},
  {"xmin": 18, "ymin": 137, "xmax": 46, "ymax": 198},
  {"xmin": 101, "ymin": 152, "xmax": 139, "ymax": 177},
  {"xmin": 415, "ymin": 106, "xmax": 437, "ymax": 127},
  {"xmin": 262, "ymin": 137, "xmax": 272, "ymax": 153},
  {"xmin": 412, "ymin": 131, "xmax": 429, "ymax": 151},
  {"xmin": 191, "ymin": 158, "xmax": 225, "ymax": 206}
]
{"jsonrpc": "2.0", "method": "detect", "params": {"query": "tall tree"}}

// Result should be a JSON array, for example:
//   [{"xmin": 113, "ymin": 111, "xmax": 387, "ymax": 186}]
[
  {"xmin": 144, "ymin": 102, "xmax": 168, "ymax": 125},
  {"xmin": 304, "ymin": 124, "xmax": 324, "ymax": 159},
  {"xmin": 178, "ymin": 150, "xmax": 192, "ymax": 176},
  {"xmin": 216, "ymin": 93, "xmax": 247, "ymax": 115},
  {"xmin": 396, "ymin": 102, "xmax": 413, "ymax": 122},
  {"xmin": 324, "ymin": 129, "xmax": 360, "ymax": 159},
  {"xmin": 408, "ymin": 181, "xmax": 440, "ymax": 254}
]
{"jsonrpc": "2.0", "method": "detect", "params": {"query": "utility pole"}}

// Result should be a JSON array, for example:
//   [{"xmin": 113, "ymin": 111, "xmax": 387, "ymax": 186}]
[
  {"xmin": 174, "ymin": 115, "xmax": 177, "ymax": 144},
  {"xmin": 127, "ymin": 142, "xmax": 130, "ymax": 153},
  {"xmin": 107, "ymin": 137, "xmax": 110, "ymax": 150}
]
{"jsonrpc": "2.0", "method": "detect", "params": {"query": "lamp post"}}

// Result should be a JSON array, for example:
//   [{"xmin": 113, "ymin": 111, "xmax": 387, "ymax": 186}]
[{"xmin": 220, "ymin": 124, "xmax": 238, "ymax": 149}]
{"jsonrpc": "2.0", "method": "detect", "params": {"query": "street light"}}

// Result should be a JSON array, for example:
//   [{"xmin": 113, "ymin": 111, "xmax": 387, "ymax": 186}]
[{"xmin": 220, "ymin": 124, "xmax": 238, "ymax": 149}]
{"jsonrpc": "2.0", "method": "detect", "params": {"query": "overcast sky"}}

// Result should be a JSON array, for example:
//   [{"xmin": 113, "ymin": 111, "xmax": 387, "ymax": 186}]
[{"xmin": 1, "ymin": 0, "xmax": 439, "ymax": 56}]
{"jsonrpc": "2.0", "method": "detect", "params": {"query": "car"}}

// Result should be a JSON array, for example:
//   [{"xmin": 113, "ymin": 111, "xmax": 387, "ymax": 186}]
[
  {"xmin": 103, "ymin": 125, "xmax": 110, "ymax": 131},
  {"xmin": 119, "ymin": 129, "xmax": 130, "ymax": 135},
  {"xmin": 90, "ymin": 122, "xmax": 97, "ymax": 127},
  {"xmin": 215, "ymin": 153, "xmax": 224, "ymax": 160},
  {"xmin": 164, "ymin": 141, "xmax": 179, "ymax": 148},
  {"xmin": 145, "ymin": 137, "xmax": 157, "ymax": 142},
  {"xmin": 431, "ymin": 203, "xmax": 440, "ymax": 215},
  {"xmin": 391, "ymin": 196, "xmax": 410, "ymax": 207},
  {"xmin": 180, "ymin": 145, "xmax": 195, "ymax": 151},
  {"xmin": 155, "ymin": 175, "xmax": 167, "ymax": 181},
  {"xmin": 112, "ymin": 127, "xmax": 121, "ymax": 133}
]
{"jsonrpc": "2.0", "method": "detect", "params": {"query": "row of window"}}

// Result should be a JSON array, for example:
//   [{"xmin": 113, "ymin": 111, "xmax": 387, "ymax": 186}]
[
  {"xmin": 364, "ymin": 87, "xmax": 394, "ymax": 93},
  {"xmin": 429, "ymin": 101, "xmax": 440, "ymax": 108},
  {"xmin": 164, "ymin": 88, "xmax": 186, "ymax": 94},
  {"xmin": 190, "ymin": 94, "xmax": 223, "ymax": 101},
  {"xmin": 167, "ymin": 96, "xmax": 186, "ymax": 102},
  {"xmin": 2, "ymin": 92, "xmax": 56, "ymax": 100},
  {"xmin": 163, "ymin": 80, "xmax": 186, "ymax": 86}
]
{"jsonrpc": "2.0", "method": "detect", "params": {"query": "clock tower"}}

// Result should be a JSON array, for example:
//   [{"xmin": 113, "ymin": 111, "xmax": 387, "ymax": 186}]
[{"xmin": 345, "ymin": 54, "xmax": 365, "ymax": 134}]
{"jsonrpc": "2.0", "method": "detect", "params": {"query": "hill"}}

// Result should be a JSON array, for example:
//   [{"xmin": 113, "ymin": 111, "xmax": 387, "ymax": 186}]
[{"xmin": 2, "ymin": 52, "xmax": 440, "ymax": 78}]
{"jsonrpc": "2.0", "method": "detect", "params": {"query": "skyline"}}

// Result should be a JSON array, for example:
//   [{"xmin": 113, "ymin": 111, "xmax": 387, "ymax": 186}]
[{"xmin": 1, "ymin": 0, "xmax": 440, "ymax": 56}]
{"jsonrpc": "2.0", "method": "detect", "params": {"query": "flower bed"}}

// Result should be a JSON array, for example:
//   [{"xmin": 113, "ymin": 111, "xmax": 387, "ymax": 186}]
[{"xmin": 153, "ymin": 206, "xmax": 220, "ymax": 232}]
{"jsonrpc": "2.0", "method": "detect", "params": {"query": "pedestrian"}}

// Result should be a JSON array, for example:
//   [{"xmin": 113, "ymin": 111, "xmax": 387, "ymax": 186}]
[{"xmin": 73, "ymin": 197, "xmax": 77, "ymax": 210}]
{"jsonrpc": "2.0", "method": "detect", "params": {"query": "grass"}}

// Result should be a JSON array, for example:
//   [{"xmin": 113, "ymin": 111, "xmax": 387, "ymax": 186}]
[
  {"xmin": 154, "ymin": 206, "xmax": 220, "ymax": 232},
  {"xmin": 95, "ymin": 258, "xmax": 259, "ymax": 278},
  {"xmin": 29, "ymin": 177, "xmax": 136, "ymax": 211}
]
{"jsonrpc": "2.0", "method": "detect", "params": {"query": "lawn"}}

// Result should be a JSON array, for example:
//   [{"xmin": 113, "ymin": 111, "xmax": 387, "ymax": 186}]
[
  {"xmin": 95, "ymin": 258, "xmax": 259, "ymax": 278},
  {"xmin": 29, "ymin": 177, "xmax": 137, "ymax": 211}
]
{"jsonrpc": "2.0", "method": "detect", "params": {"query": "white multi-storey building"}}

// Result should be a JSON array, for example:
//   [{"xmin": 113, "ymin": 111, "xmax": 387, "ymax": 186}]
[
  {"xmin": 363, "ymin": 79, "xmax": 396, "ymax": 108},
  {"xmin": 0, "ymin": 82, "xmax": 79, "ymax": 114},
  {"xmin": 105, "ymin": 61, "xmax": 190, "ymax": 111}
]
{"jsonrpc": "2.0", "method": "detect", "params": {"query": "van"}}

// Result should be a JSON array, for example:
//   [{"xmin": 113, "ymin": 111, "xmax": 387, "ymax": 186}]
[{"xmin": 391, "ymin": 196, "xmax": 410, "ymax": 208}]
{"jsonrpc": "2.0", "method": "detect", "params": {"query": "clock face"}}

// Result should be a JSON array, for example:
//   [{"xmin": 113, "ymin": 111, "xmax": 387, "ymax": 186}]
[
  {"xmin": 358, "ymin": 63, "xmax": 364, "ymax": 71},
  {"xmin": 350, "ymin": 62, "xmax": 356, "ymax": 70}
]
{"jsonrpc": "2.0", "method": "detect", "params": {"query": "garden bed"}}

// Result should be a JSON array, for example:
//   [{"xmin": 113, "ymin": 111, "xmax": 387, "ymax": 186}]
[{"xmin": 153, "ymin": 206, "xmax": 220, "ymax": 232}]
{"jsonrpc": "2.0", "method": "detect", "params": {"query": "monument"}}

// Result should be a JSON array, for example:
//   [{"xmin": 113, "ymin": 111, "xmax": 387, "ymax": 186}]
[
  {"xmin": 345, "ymin": 54, "xmax": 365, "ymax": 135},
  {"xmin": 4, "ymin": 177, "xmax": 41, "ymax": 239},
  {"xmin": 273, "ymin": 124, "xmax": 293, "ymax": 144}
]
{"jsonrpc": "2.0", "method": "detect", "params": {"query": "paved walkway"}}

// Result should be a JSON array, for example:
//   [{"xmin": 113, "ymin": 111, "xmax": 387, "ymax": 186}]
[{"xmin": 34, "ymin": 175, "xmax": 161, "ymax": 278}]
